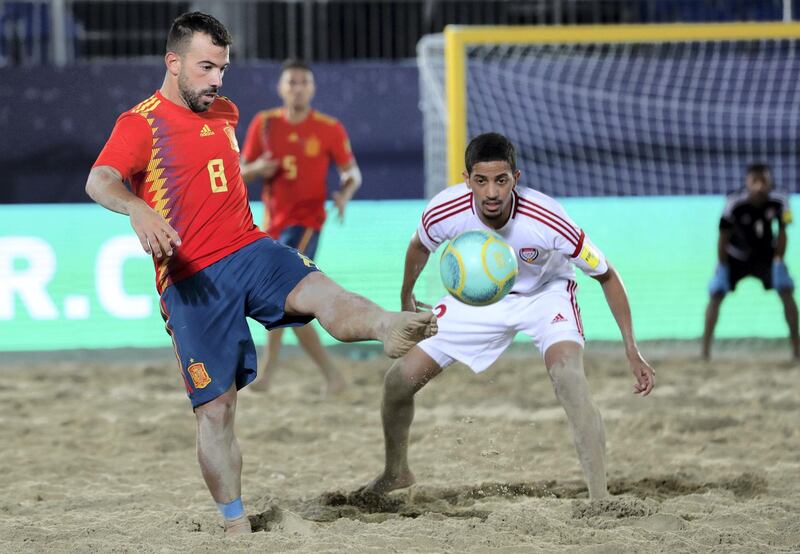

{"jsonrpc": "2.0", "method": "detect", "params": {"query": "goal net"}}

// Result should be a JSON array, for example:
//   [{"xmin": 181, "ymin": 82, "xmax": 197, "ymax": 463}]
[{"xmin": 418, "ymin": 24, "xmax": 800, "ymax": 198}]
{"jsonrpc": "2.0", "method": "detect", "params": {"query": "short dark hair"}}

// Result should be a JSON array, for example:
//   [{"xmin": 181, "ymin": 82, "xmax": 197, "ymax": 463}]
[
  {"xmin": 746, "ymin": 162, "xmax": 771, "ymax": 179},
  {"xmin": 166, "ymin": 12, "xmax": 232, "ymax": 55},
  {"xmin": 280, "ymin": 58, "xmax": 312, "ymax": 74},
  {"xmin": 465, "ymin": 132, "xmax": 517, "ymax": 174}
]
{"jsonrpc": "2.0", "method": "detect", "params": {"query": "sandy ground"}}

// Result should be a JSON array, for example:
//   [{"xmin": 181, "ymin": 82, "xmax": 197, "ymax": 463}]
[{"xmin": 1, "ymin": 341, "xmax": 799, "ymax": 553}]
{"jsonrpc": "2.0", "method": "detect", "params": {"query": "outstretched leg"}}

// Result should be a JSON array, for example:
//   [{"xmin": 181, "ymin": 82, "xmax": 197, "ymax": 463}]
[
  {"xmin": 195, "ymin": 383, "xmax": 251, "ymax": 534},
  {"xmin": 544, "ymin": 341, "xmax": 609, "ymax": 500},
  {"xmin": 364, "ymin": 347, "xmax": 443, "ymax": 494},
  {"xmin": 777, "ymin": 289, "xmax": 800, "ymax": 360},
  {"xmin": 702, "ymin": 293, "xmax": 725, "ymax": 360},
  {"xmin": 285, "ymin": 272, "xmax": 437, "ymax": 358}
]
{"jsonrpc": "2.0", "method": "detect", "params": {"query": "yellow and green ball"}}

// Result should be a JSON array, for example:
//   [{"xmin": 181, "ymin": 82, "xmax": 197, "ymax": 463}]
[{"xmin": 440, "ymin": 230, "xmax": 518, "ymax": 306}]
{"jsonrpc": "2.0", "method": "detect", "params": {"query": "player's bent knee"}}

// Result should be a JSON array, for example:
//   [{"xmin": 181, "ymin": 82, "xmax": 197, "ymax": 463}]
[
  {"xmin": 384, "ymin": 351, "xmax": 441, "ymax": 397},
  {"xmin": 285, "ymin": 271, "xmax": 343, "ymax": 316},
  {"xmin": 544, "ymin": 341, "xmax": 584, "ymax": 372},
  {"xmin": 195, "ymin": 388, "xmax": 236, "ymax": 429},
  {"xmin": 545, "ymin": 344, "xmax": 590, "ymax": 403},
  {"xmin": 384, "ymin": 361, "xmax": 418, "ymax": 398}
]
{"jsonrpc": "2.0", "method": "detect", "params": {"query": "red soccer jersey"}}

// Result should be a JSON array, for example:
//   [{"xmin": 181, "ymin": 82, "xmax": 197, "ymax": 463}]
[
  {"xmin": 94, "ymin": 90, "xmax": 266, "ymax": 294},
  {"xmin": 241, "ymin": 108, "xmax": 354, "ymax": 237}
]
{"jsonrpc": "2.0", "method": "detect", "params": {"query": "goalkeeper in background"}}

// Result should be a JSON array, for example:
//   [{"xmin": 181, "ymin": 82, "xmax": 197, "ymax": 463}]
[{"xmin": 703, "ymin": 163, "xmax": 799, "ymax": 360}]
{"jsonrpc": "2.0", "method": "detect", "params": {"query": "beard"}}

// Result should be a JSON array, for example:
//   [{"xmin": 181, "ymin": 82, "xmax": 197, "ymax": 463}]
[
  {"xmin": 178, "ymin": 72, "xmax": 217, "ymax": 113},
  {"xmin": 480, "ymin": 200, "xmax": 505, "ymax": 219}
]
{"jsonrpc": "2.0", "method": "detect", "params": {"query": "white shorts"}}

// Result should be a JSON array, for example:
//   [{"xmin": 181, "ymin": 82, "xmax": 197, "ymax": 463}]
[{"xmin": 418, "ymin": 279, "xmax": 585, "ymax": 373}]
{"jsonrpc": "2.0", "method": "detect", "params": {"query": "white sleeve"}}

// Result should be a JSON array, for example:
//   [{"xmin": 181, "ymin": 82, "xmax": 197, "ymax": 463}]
[
  {"xmin": 571, "ymin": 234, "xmax": 608, "ymax": 277},
  {"xmin": 416, "ymin": 189, "xmax": 470, "ymax": 252},
  {"xmin": 528, "ymin": 194, "xmax": 608, "ymax": 276},
  {"xmin": 417, "ymin": 211, "xmax": 444, "ymax": 252}
]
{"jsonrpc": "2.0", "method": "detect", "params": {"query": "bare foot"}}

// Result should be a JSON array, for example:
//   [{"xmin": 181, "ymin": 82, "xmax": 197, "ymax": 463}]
[
  {"xmin": 224, "ymin": 515, "xmax": 252, "ymax": 535},
  {"xmin": 382, "ymin": 312, "xmax": 438, "ymax": 359},
  {"xmin": 250, "ymin": 364, "xmax": 276, "ymax": 392},
  {"xmin": 323, "ymin": 372, "xmax": 347, "ymax": 397},
  {"xmin": 362, "ymin": 469, "xmax": 416, "ymax": 495},
  {"xmin": 249, "ymin": 377, "xmax": 270, "ymax": 392}
]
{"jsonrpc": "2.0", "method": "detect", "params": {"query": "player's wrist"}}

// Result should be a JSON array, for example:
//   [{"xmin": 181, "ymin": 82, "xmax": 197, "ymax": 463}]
[
  {"xmin": 624, "ymin": 344, "xmax": 641, "ymax": 360},
  {"xmin": 126, "ymin": 198, "xmax": 151, "ymax": 217}
]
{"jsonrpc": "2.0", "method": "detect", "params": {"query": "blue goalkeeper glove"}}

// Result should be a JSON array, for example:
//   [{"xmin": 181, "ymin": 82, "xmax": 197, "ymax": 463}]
[
  {"xmin": 772, "ymin": 260, "xmax": 795, "ymax": 291},
  {"xmin": 708, "ymin": 264, "xmax": 730, "ymax": 295}
]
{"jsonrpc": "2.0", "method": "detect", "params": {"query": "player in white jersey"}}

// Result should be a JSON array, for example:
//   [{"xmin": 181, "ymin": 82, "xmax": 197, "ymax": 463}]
[{"xmin": 363, "ymin": 133, "xmax": 655, "ymax": 499}]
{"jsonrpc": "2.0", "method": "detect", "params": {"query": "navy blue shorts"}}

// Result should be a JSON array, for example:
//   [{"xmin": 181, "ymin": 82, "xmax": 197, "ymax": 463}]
[
  {"xmin": 277, "ymin": 225, "xmax": 320, "ymax": 259},
  {"xmin": 160, "ymin": 238, "xmax": 318, "ymax": 408}
]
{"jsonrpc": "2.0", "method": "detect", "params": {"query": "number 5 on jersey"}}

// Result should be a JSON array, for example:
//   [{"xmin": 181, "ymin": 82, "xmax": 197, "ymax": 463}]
[
  {"xmin": 208, "ymin": 158, "xmax": 228, "ymax": 193},
  {"xmin": 283, "ymin": 155, "xmax": 297, "ymax": 180}
]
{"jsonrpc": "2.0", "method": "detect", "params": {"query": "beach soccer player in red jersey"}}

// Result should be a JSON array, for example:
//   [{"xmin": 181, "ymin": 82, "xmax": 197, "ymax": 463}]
[
  {"xmin": 85, "ymin": 12, "xmax": 436, "ymax": 535},
  {"xmin": 240, "ymin": 59, "xmax": 362, "ymax": 395}
]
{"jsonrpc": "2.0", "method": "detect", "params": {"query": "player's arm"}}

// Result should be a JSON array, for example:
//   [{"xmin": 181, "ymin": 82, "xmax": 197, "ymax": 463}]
[
  {"xmin": 332, "ymin": 160, "xmax": 362, "ymax": 218},
  {"xmin": 717, "ymin": 228, "xmax": 732, "ymax": 264},
  {"xmin": 591, "ymin": 263, "xmax": 655, "ymax": 396},
  {"xmin": 330, "ymin": 122, "xmax": 360, "ymax": 222},
  {"xmin": 86, "ymin": 166, "xmax": 181, "ymax": 259},
  {"xmin": 240, "ymin": 155, "xmax": 279, "ymax": 183},
  {"xmin": 239, "ymin": 114, "xmax": 278, "ymax": 182},
  {"xmin": 400, "ymin": 232, "xmax": 432, "ymax": 312},
  {"xmin": 775, "ymin": 224, "xmax": 788, "ymax": 260},
  {"xmin": 771, "ymin": 204, "xmax": 794, "ymax": 290}
]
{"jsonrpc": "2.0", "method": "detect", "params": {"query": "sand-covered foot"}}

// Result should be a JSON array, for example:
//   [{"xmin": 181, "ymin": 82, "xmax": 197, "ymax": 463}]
[
  {"xmin": 249, "ymin": 367, "xmax": 275, "ymax": 392},
  {"xmin": 361, "ymin": 469, "xmax": 416, "ymax": 495},
  {"xmin": 382, "ymin": 312, "xmax": 438, "ymax": 359},
  {"xmin": 224, "ymin": 515, "xmax": 252, "ymax": 535},
  {"xmin": 323, "ymin": 372, "xmax": 346, "ymax": 397}
]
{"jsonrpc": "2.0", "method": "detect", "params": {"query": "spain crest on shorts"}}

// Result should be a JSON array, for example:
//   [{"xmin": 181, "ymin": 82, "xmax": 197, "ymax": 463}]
[{"xmin": 187, "ymin": 362, "xmax": 211, "ymax": 389}]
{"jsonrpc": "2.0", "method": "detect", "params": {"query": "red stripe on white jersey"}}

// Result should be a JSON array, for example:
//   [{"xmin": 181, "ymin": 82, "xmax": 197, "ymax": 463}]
[
  {"xmin": 423, "ymin": 204, "xmax": 473, "ymax": 243},
  {"xmin": 515, "ymin": 207, "xmax": 579, "ymax": 248},
  {"xmin": 422, "ymin": 192, "xmax": 472, "ymax": 228},
  {"xmin": 567, "ymin": 280, "xmax": 584, "ymax": 338},
  {"xmin": 571, "ymin": 230, "xmax": 585, "ymax": 258},
  {"xmin": 517, "ymin": 197, "xmax": 581, "ymax": 243}
]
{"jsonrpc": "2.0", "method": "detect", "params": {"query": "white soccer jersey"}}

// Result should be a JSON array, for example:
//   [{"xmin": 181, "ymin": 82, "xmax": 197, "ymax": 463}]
[{"xmin": 417, "ymin": 184, "xmax": 608, "ymax": 295}]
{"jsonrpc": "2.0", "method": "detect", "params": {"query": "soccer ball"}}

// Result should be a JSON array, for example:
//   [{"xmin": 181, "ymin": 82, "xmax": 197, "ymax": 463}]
[{"xmin": 440, "ymin": 230, "xmax": 518, "ymax": 306}]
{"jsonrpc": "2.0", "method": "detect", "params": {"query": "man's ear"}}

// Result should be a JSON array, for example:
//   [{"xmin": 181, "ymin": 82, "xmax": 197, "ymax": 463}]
[{"xmin": 165, "ymin": 51, "xmax": 181, "ymax": 77}]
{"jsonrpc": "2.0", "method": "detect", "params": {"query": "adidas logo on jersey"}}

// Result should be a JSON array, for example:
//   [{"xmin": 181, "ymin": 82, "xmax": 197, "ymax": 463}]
[
  {"xmin": 551, "ymin": 313, "xmax": 567, "ymax": 324},
  {"xmin": 200, "ymin": 124, "xmax": 215, "ymax": 137}
]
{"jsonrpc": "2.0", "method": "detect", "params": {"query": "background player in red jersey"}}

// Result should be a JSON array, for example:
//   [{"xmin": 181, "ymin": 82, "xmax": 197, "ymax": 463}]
[
  {"xmin": 84, "ymin": 12, "xmax": 435, "ymax": 535},
  {"xmin": 240, "ymin": 59, "xmax": 362, "ymax": 395},
  {"xmin": 702, "ymin": 163, "xmax": 799, "ymax": 360}
]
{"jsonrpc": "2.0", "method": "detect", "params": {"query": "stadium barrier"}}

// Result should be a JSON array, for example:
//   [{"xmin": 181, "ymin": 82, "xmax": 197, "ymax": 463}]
[{"xmin": 1, "ymin": 197, "xmax": 797, "ymax": 351}]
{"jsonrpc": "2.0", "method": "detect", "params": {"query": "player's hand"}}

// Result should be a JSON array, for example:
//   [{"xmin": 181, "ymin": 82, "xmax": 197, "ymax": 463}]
[
  {"xmin": 129, "ymin": 202, "xmax": 181, "ymax": 259},
  {"xmin": 628, "ymin": 351, "xmax": 655, "ymax": 396},
  {"xmin": 332, "ymin": 190, "xmax": 348, "ymax": 223},
  {"xmin": 250, "ymin": 153, "xmax": 280, "ymax": 179},
  {"xmin": 401, "ymin": 294, "xmax": 431, "ymax": 313}
]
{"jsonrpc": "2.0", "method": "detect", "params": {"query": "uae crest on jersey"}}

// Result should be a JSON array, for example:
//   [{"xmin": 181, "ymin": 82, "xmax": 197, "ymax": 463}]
[{"xmin": 519, "ymin": 247, "xmax": 539, "ymax": 264}]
